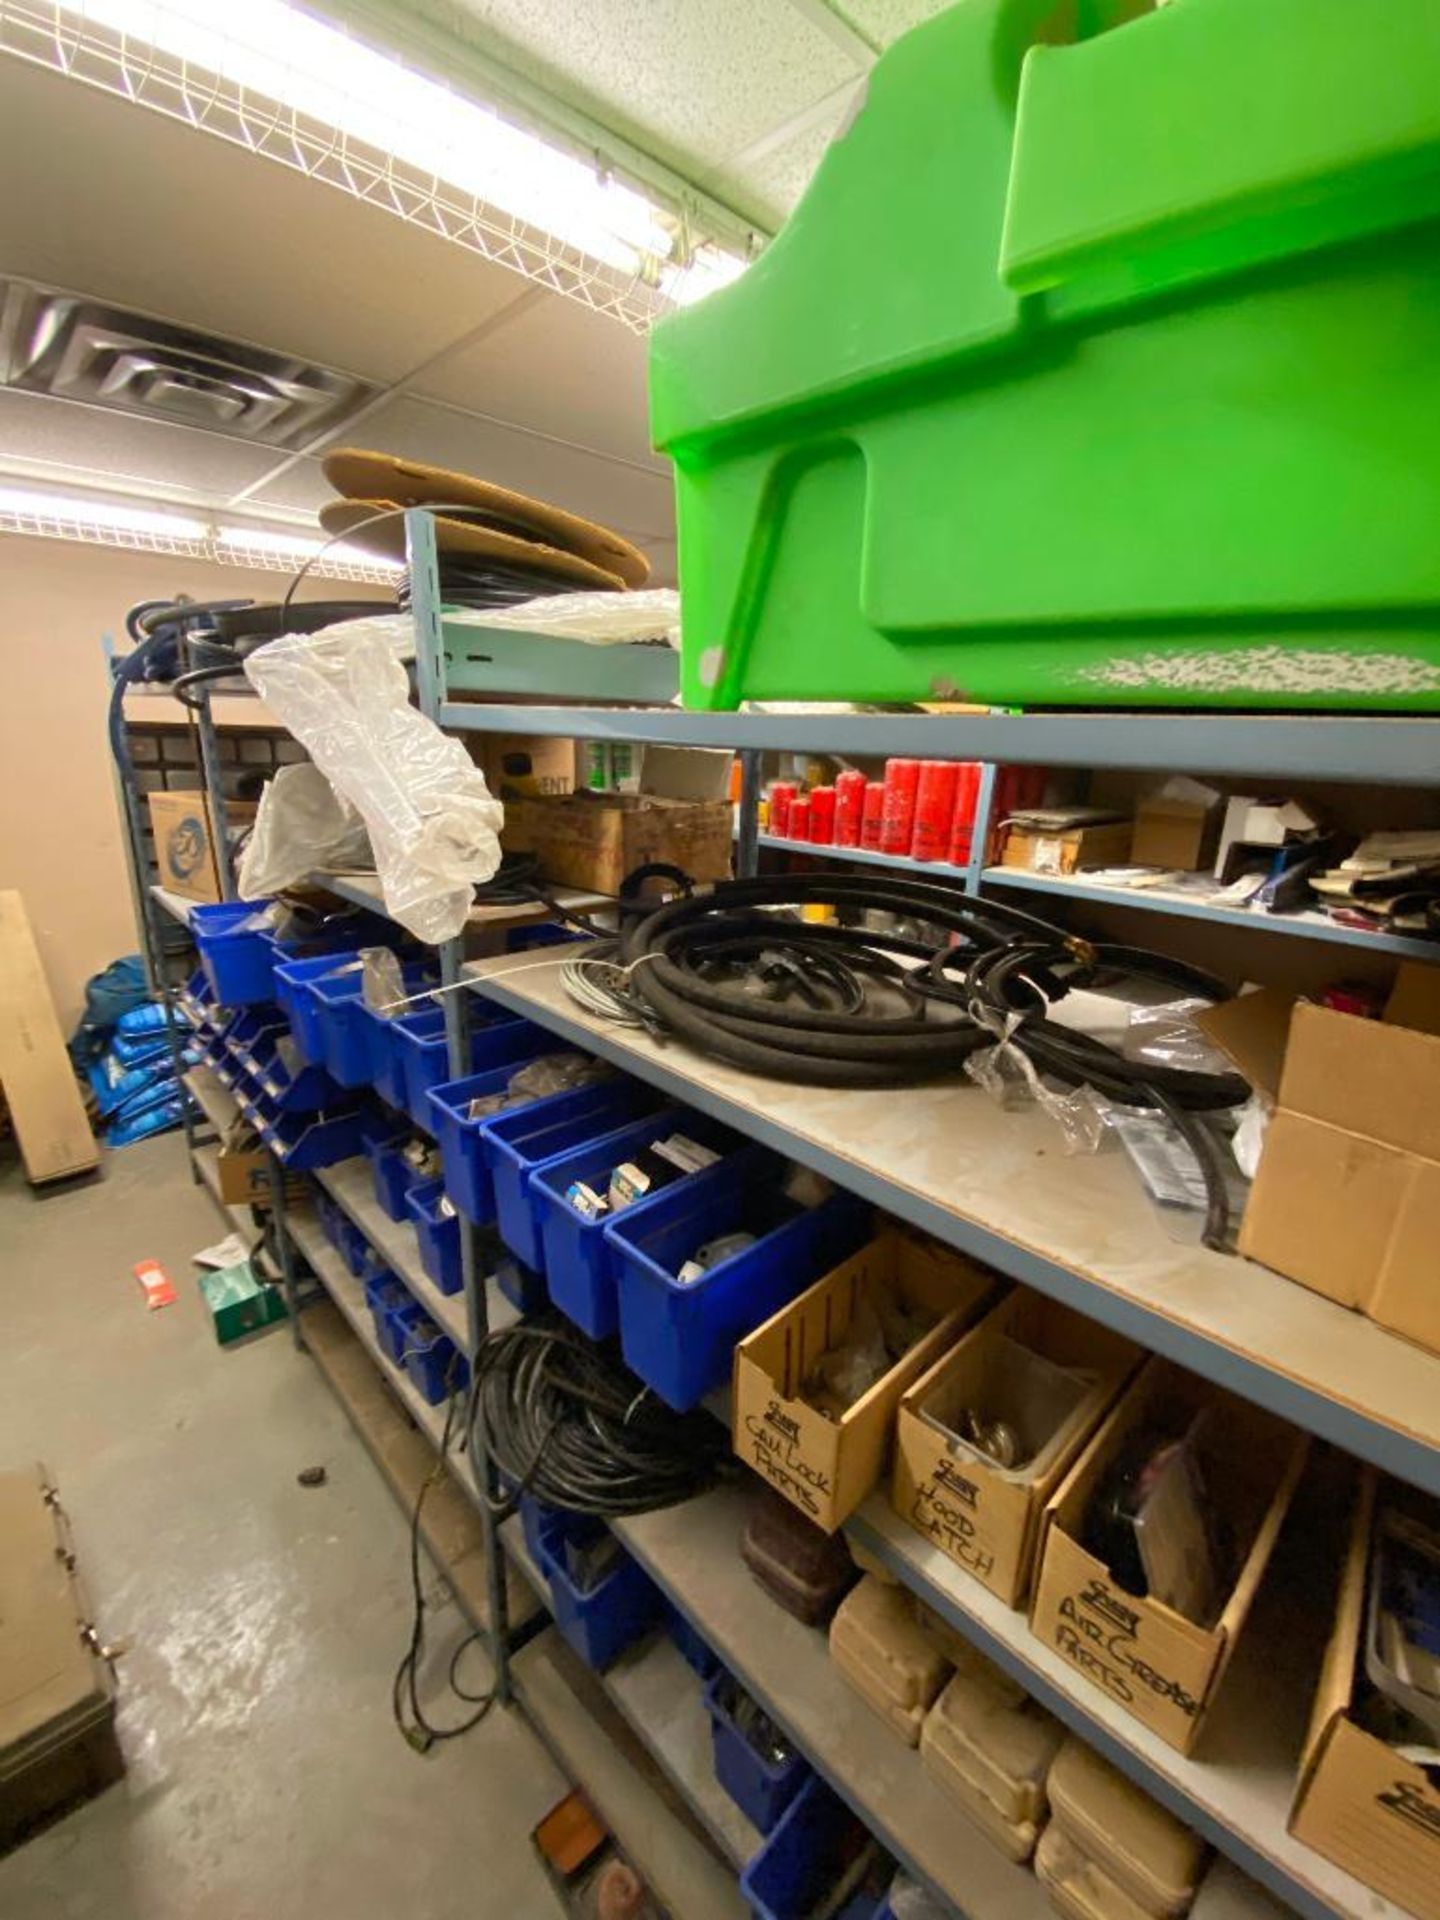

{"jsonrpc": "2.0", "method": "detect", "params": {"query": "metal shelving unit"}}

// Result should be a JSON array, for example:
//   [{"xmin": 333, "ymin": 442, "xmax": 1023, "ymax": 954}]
[{"xmin": 124, "ymin": 506, "xmax": 1440, "ymax": 1920}]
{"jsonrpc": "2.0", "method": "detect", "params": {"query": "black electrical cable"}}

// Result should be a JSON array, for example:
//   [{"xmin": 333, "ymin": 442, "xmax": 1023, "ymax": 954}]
[
  {"xmin": 467, "ymin": 1316, "xmax": 729, "ymax": 1520},
  {"xmin": 392, "ymin": 1382, "xmax": 495, "ymax": 1753}
]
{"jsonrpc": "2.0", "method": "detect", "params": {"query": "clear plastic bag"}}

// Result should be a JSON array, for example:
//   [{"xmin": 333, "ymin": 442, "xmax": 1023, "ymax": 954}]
[
  {"xmin": 964, "ymin": 1008, "xmax": 1110, "ymax": 1154},
  {"xmin": 1123, "ymin": 997, "xmax": 1235, "ymax": 1077},
  {"xmin": 242, "ymin": 618, "xmax": 504, "ymax": 943},
  {"xmin": 237, "ymin": 763, "xmax": 373, "ymax": 899},
  {"xmin": 451, "ymin": 588, "xmax": 680, "ymax": 647}
]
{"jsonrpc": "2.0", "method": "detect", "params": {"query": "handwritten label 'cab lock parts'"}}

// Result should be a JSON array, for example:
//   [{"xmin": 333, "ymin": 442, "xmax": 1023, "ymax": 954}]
[
  {"xmin": 910, "ymin": 1468, "xmax": 996, "ymax": 1583},
  {"xmin": 1053, "ymin": 1579, "xmax": 1200, "ymax": 1720},
  {"xmin": 744, "ymin": 1401, "xmax": 832, "ymax": 1518}
]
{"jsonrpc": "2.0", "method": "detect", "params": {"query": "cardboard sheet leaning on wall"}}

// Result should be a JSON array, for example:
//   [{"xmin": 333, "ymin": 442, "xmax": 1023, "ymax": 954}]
[{"xmin": 239, "ymin": 615, "xmax": 502, "ymax": 943}]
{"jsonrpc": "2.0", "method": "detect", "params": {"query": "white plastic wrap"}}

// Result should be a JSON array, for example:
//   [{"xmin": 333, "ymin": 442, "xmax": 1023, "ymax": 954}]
[
  {"xmin": 242, "ymin": 619, "xmax": 503, "ymax": 943},
  {"xmin": 237, "ymin": 763, "xmax": 373, "ymax": 899},
  {"xmin": 451, "ymin": 588, "xmax": 680, "ymax": 647},
  {"xmin": 964, "ymin": 1008, "xmax": 1110, "ymax": 1154}
]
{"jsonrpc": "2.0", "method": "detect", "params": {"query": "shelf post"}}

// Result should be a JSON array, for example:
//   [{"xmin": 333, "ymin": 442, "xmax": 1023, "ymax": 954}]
[
  {"xmin": 735, "ymin": 747, "xmax": 762, "ymax": 878},
  {"xmin": 409, "ymin": 503, "xmax": 514, "ymax": 1703}
]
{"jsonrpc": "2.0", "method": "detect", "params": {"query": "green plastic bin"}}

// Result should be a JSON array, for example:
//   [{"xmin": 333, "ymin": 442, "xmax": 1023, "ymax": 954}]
[{"xmin": 650, "ymin": 0, "xmax": 1440, "ymax": 712}]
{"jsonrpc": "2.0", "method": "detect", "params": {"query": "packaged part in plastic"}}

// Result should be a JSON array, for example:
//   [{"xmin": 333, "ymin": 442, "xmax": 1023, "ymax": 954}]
[
  {"xmin": 452, "ymin": 588, "xmax": 680, "ymax": 648},
  {"xmin": 965, "ymin": 1009, "xmax": 1109, "ymax": 1155},
  {"xmin": 237, "ymin": 763, "xmax": 372, "ymax": 900},
  {"xmin": 242, "ymin": 619, "xmax": 504, "ymax": 942}
]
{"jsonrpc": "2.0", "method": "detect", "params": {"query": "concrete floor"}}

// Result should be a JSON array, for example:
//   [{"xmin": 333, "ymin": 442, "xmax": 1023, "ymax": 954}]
[{"xmin": 0, "ymin": 1134, "xmax": 570, "ymax": 1920}]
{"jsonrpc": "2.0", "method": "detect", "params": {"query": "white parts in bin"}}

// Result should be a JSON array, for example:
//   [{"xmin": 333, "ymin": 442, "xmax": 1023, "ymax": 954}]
[
  {"xmin": 829, "ymin": 1574, "xmax": 951, "ymax": 1746},
  {"xmin": 921, "ymin": 1661, "xmax": 1064, "ymax": 1829},
  {"xmin": 1047, "ymin": 1739, "xmax": 1206, "ymax": 1920},
  {"xmin": 242, "ymin": 616, "xmax": 503, "ymax": 944}
]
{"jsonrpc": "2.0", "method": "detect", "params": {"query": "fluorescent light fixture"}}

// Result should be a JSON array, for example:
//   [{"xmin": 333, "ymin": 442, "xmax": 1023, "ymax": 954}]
[
  {"xmin": 61, "ymin": 0, "xmax": 680, "ymax": 275},
  {"xmin": 662, "ymin": 245, "xmax": 750, "ymax": 308},
  {"xmin": 0, "ymin": 485, "xmax": 208, "ymax": 539},
  {"xmin": 214, "ymin": 524, "xmax": 403, "ymax": 572}
]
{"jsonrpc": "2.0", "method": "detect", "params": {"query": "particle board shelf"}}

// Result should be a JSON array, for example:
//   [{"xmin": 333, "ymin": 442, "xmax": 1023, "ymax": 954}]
[
  {"xmin": 313, "ymin": 1156, "xmax": 469, "ymax": 1350},
  {"xmin": 437, "ymin": 702, "xmax": 1440, "ymax": 788},
  {"xmin": 151, "ymin": 885, "xmax": 197, "ymax": 927},
  {"xmin": 288, "ymin": 1204, "xmax": 455, "ymax": 1460},
  {"xmin": 757, "ymin": 832, "xmax": 972, "ymax": 880},
  {"xmin": 980, "ymin": 866, "xmax": 1440, "ymax": 962},
  {"xmin": 462, "ymin": 951, "xmax": 1440, "ymax": 1499},
  {"xmin": 501, "ymin": 1516, "xmax": 760, "ymax": 1873},
  {"xmin": 307, "ymin": 868, "xmax": 610, "ymax": 931},
  {"xmin": 611, "ymin": 1484, "xmax": 1051, "ymax": 1920},
  {"xmin": 846, "ymin": 1497, "xmax": 1391, "ymax": 1920},
  {"xmin": 510, "ymin": 1627, "xmax": 750, "ymax": 1920},
  {"xmin": 183, "ymin": 1063, "xmax": 236, "ymax": 1135}
]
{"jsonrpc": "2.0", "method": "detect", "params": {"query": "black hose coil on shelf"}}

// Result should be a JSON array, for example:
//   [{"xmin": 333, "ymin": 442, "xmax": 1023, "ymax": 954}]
[
  {"xmin": 467, "ymin": 1315, "xmax": 730, "ymax": 1520},
  {"xmin": 612, "ymin": 872, "xmax": 1250, "ymax": 1247}
]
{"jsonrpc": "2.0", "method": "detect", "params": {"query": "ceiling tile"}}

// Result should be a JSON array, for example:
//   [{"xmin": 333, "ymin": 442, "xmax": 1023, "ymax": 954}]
[
  {"xmin": 835, "ymin": 0, "xmax": 952, "ymax": 40},
  {"xmin": 703, "ymin": 88, "xmax": 858, "ymax": 227},
  {"xmin": 391, "ymin": 0, "xmax": 864, "ymax": 219},
  {"xmin": 414, "ymin": 294, "xmax": 660, "ymax": 468},
  {"xmin": 0, "ymin": 58, "xmax": 533, "ymax": 386},
  {"xmin": 0, "ymin": 389, "xmax": 299, "ymax": 504}
]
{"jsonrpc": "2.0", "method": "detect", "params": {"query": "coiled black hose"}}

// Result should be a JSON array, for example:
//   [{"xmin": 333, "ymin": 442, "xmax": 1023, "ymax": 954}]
[
  {"xmin": 467, "ymin": 1317, "xmax": 729, "ymax": 1519},
  {"xmin": 616, "ymin": 872, "xmax": 1249, "ymax": 1246}
]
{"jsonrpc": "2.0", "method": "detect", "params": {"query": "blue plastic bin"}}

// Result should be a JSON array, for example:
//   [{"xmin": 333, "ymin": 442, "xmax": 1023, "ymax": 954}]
[
  {"xmin": 273, "ymin": 954, "xmax": 350, "ymax": 1063},
  {"xmin": 534, "ymin": 1107, "xmax": 745, "ymax": 1341},
  {"xmin": 369, "ymin": 1006, "xmax": 435, "ymax": 1112},
  {"xmin": 495, "ymin": 1252, "xmax": 547, "ymax": 1315},
  {"xmin": 666, "ymin": 1600, "xmax": 720, "ymax": 1683},
  {"xmin": 518, "ymin": 1492, "xmax": 599, "ymax": 1570},
  {"xmin": 426, "ymin": 1041, "xmax": 585, "ymax": 1225},
  {"xmin": 405, "ymin": 1320, "xmax": 470, "ymax": 1404},
  {"xmin": 192, "ymin": 900, "xmax": 279, "ymax": 1006},
  {"xmin": 605, "ymin": 1158, "xmax": 872, "ymax": 1411},
  {"xmin": 366, "ymin": 1128, "xmax": 424, "ymax": 1223},
  {"xmin": 404, "ymin": 1178, "xmax": 463, "ymax": 1295},
  {"xmin": 398, "ymin": 1010, "xmax": 550, "ymax": 1131},
  {"xmin": 740, "ymin": 1774, "xmax": 887, "ymax": 1920},
  {"xmin": 236, "ymin": 1085, "xmax": 370, "ymax": 1171},
  {"xmin": 705, "ymin": 1668, "xmax": 811, "ymax": 1836},
  {"xmin": 320, "ymin": 1201, "xmax": 371, "ymax": 1277},
  {"xmin": 378, "ymin": 1294, "xmax": 425, "ymax": 1367},
  {"xmin": 244, "ymin": 1032, "xmax": 336, "ymax": 1113},
  {"xmin": 537, "ymin": 1530, "xmax": 662, "ymax": 1672},
  {"xmin": 364, "ymin": 1270, "xmax": 410, "ymax": 1345},
  {"xmin": 480, "ymin": 1079, "xmax": 664, "ymax": 1273}
]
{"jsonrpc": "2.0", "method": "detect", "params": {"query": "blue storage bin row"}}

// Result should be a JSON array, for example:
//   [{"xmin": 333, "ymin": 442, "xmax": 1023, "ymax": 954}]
[
  {"xmin": 532, "ymin": 1106, "xmax": 746, "ymax": 1341},
  {"xmin": 404, "ymin": 1178, "xmax": 463, "ymax": 1296},
  {"xmin": 359, "ymin": 1255, "xmax": 467, "ymax": 1404},
  {"xmin": 705, "ymin": 1668, "xmax": 811, "ymax": 1837},
  {"xmin": 365, "ymin": 1124, "xmax": 430, "ymax": 1223},
  {"xmin": 193, "ymin": 899, "xmax": 403, "ymax": 1010},
  {"xmin": 536, "ymin": 1524, "xmax": 663, "ymax": 1673},
  {"xmin": 232, "ymin": 1080, "xmax": 372, "ymax": 1171},
  {"xmin": 603, "ymin": 1159, "xmax": 872, "ymax": 1412},
  {"xmin": 741, "ymin": 1774, "xmax": 891, "ymax": 1920},
  {"xmin": 318, "ymin": 1190, "xmax": 372, "ymax": 1277}
]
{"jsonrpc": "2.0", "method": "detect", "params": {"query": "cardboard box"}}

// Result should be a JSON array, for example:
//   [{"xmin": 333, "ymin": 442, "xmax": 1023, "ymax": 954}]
[
  {"xmin": 479, "ymin": 733, "xmax": 577, "ymax": 800},
  {"xmin": 146, "ymin": 790, "xmax": 257, "ymax": 902},
  {"xmin": 1030, "ymin": 1358, "xmax": 1308, "ymax": 1753},
  {"xmin": 0, "ymin": 891, "xmax": 97, "ymax": 1185},
  {"xmin": 1131, "ymin": 782, "xmax": 1221, "ymax": 872},
  {"xmin": 1238, "ymin": 1000, "xmax": 1440, "ymax": 1358},
  {"xmin": 503, "ymin": 790, "xmax": 733, "ymax": 893},
  {"xmin": 1001, "ymin": 820, "xmax": 1133, "ymax": 876},
  {"xmin": 732, "ymin": 1229, "xmax": 997, "ymax": 1533},
  {"xmin": 1290, "ymin": 1472, "xmax": 1440, "ymax": 1920},
  {"xmin": 1213, "ymin": 795, "xmax": 1321, "ymax": 879},
  {"xmin": 216, "ymin": 1143, "xmax": 305, "ymax": 1208},
  {"xmin": 892, "ymin": 1291, "xmax": 1144, "ymax": 1607}
]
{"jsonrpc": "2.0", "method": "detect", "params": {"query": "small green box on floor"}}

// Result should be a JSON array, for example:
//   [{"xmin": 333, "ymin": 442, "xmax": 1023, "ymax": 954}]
[{"xmin": 199, "ymin": 1262, "xmax": 288, "ymax": 1346}]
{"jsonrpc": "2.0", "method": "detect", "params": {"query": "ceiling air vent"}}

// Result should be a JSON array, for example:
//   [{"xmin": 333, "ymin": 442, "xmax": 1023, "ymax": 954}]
[{"xmin": 0, "ymin": 282, "xmax": 375, "ymax": 449}]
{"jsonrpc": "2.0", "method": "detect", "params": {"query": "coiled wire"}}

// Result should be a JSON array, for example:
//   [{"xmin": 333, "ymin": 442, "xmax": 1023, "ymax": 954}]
[{"xmin": 467, "ymin": 1316, "xmax": 729, "ymax": 1518}]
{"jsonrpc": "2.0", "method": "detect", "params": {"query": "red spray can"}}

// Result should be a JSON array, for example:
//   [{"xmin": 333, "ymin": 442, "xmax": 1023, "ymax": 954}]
[
  {"xmin": 879, "ymin": 758, "xmax": 921, "ymax": 856},
  {"xmin": 834, "ymin": 769, "xmax": 866, "ymax": 848},
  {"xmin": 769, "ymin": 782, "xmax": 797, "ymax": 839},
  {"xmin": 860, "ymin": 782, "xmax": 886, "ymax": 851},
  {"xmin": 808, "ymin": 786, "xmax": 837, "ymax": 845},
  {"xmin": 911, "ymin": 761, "xmax": 961, "ymax": 862}
]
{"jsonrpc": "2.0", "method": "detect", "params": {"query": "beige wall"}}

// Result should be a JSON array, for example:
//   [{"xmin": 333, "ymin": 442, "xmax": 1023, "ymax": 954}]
[{"xmin": 0, "ymin": 533, "xmax": 387, "ymax": 1029}]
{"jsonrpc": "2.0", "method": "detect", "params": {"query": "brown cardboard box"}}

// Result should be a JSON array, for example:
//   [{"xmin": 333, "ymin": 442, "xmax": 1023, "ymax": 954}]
[
  {"xmin": 503, "ymin": 791, "xmax": 733, "ymax": 893},
  {"xmin": 892, "ymin": 1291, "xmax": 1144, "ymax": 1607},
  {"xmin": 1290, "ymin": 1472, "xmax": 1440, "ymax": 1920},
  {"xmin": 479, "ymin": 733, "xmax": 577, "ymax": 800},
  {"xmin": 1131, "ymin": 793, "xmax": 1221, "ymax": 872},
  {"xmin": 216, "ymin": 1144, "xmax": 305, "ymax": 1208},
  {"xmin": 1238, "ymin": 1000, "xmax": 1440, "ymax": 1358},
  {"xmin": 733, "ymin": 1229, "xmax": 996, "ymax": 1532},
  {"xmin": 1030, "ymin": 1358, "xmax": 1308, "ymax": 1754},
  {"xmin": 147, "ymin": 791, "xmax": 258, "ymax": 902},
  {"xmin": 1001, "ymin": 821, "xmax": 1133, "ymax": 876}
]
